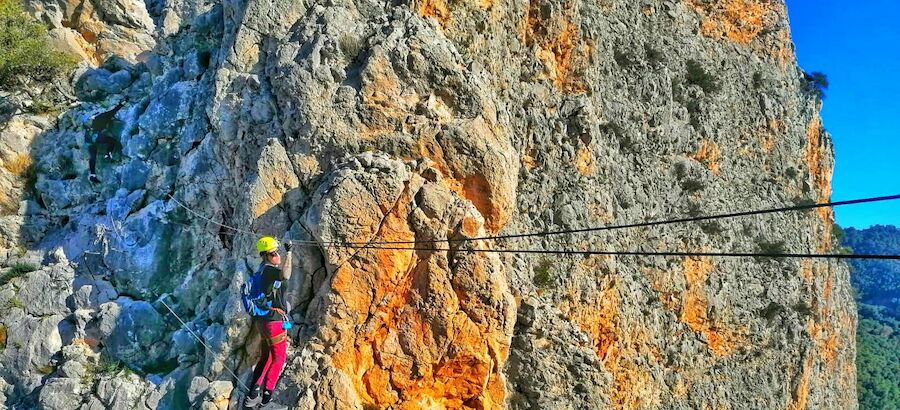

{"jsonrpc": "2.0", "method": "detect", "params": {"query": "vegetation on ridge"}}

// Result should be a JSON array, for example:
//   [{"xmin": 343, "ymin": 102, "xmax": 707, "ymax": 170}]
[
  {"xmin": 840, "ymin": 225, "xmax": 900, "ymax": 408},
  {"xmin": 0, "ymin": 0, "xmax": 74, "ymax": 91}
]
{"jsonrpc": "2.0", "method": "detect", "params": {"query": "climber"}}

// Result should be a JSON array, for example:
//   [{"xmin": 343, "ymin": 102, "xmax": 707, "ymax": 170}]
[
  {"xmin": 85, "ymin": 102, "xmax": 125, "ymax": 183},
  {"xmin": 242, "ymin": 236, "xmax": 293, "ymax": 408}
]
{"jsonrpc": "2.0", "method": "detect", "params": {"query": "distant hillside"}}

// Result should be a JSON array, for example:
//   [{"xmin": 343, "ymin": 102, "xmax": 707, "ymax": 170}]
[
  {"xmin": 841, "ymin": 225, "xmax": 900, "ymax": 408},
  {"xmin": 843, "ymin": 225, "xmax": 900, "ymax": 315}
]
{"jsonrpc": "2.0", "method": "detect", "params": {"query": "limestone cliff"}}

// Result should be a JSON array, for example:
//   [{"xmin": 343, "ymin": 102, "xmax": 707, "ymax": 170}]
[{"xmin": 0, "ymin": 0, "xmax": 856, "ymax": 409}]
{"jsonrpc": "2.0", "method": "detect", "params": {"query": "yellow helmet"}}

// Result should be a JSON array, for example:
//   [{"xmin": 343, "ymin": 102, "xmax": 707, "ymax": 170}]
[{"xmin": 256, "ymin": 236, "xmax": 279, "ymax": 253}]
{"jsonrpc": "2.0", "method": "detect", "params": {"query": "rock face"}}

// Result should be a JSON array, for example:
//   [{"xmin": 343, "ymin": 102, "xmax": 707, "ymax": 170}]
[
  {"xmin": 24, "ymin": 0, "xmax": 156, "ymax": 65},
  {"xmin": 0, "ymin": 0, "xmax": 856, "ymax": 409}
]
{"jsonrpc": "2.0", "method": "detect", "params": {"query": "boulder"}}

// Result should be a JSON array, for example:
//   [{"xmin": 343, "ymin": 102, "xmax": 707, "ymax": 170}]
[
  {"xmin": 72, "ymin": 278, "xmax": 119, "ymax": 310},
  {"xmin": 38, "ymin": 378, "xmax": 86, "ymax": 410},
  {"xmin": 186, "ymin": 375, "xmax": 210, "ymax": 404},
  {"xmin": 100, "ymin": 298, "xmax": 170, "ymax": 371},
  {"xmin": 96, "ymin": 374, "xmax": 150, "ymax": 410}
]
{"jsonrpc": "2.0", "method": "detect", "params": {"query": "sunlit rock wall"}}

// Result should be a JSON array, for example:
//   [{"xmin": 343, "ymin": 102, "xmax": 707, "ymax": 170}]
[{"xmin": 0, "ymin": 0, "xmax": 855, "ymax": 408}]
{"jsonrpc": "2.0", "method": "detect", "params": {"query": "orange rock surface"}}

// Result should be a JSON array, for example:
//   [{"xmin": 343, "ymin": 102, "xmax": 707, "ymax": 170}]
[
  {"xmin": 522, "ymin": 0, "xmax": 591, "ymax": 94},
  {"xmin": 313, "ymin": 168, "xmax": 514, "ymax": 409},
  {"xmin": 687, "ymin": 0, "xmax": 785, "ymax": 45},
  {"xmin": 692, "ymin": 140, "xmax": 722, "ymax": 175}
]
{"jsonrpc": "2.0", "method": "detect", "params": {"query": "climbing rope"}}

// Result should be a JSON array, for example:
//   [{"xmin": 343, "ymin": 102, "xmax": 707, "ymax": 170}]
[
  {"xmin": 328, "ymin": 245, "xmax": 900, "ymax": 260},
  {"xmin": 155, "ymin": 190, "xmax": 900, "ymax": 397},
  {"xmin": 159, "ymin": 297, "xmax": 252, "ymax": 392},
  {"xmin": 166, "ymin": 192, "xmax": 900, "ymax": 260},
  {"xmin": 323, "ymin": 193, "xmax": 900, "ymax": 246}
]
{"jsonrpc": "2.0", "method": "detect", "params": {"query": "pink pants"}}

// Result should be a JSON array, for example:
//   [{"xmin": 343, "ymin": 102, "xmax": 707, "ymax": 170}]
[{"xmin": 251, "ymin": 320, "xmax": 288, "ymax": 391}]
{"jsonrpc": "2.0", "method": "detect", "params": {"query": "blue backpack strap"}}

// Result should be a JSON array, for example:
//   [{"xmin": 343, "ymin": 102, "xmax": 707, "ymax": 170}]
[
  {"xmin": 251, "ymin": 264, "xmax": 273, "ymax": 317},
  {"xmin": 242, "ymin": 264, "xmax": 272, "ymax": 317}
]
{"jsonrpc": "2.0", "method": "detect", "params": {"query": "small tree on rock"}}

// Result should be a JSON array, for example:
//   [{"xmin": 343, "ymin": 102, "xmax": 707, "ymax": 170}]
[
  {"xmin": 0, "ymin": 0, "xmax": 74, "ymax": 91},
  {"xmin": 804, "ymin": 71, "xmax": 829, "ymax": 99}
]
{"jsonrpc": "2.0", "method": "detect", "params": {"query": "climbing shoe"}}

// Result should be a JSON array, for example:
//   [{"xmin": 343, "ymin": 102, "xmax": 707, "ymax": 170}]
[
  {"xmin": 88, "ymin": 174, "xmax": 100, "ymax": 184},
  {"xmin": 261, "ymin": 390, "xmax": 273, "ymax": 405},
  {"xmin": 243, "ymin": 386, "xmax": 262, "ymax": 408}
]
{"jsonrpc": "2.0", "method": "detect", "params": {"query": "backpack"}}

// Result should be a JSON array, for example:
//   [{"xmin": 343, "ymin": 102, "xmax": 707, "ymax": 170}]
[{"xmin": 240, "ymin": 265, "xmax": 280, "ymax": 317}]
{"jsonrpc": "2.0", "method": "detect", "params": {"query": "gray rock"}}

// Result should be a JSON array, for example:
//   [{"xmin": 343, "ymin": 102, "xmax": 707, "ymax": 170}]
[
  {"xmin": 60, "ymin": 360, "xmax": 87, "ymax": 379},
  {"xmin": 93, "ymin": 0, "xmax": 155, "ymax": 30},
  {"xmin": 96, "ymin": 374, "xmax": 149, "ymax": 409},
  {"xmin": 143, "ymin": 377, "xmax": 176, "ymax": 409},
  {"xmin": 97, "ymin": 300, "xmax": 121, "ymax": 337},
  {"xmin": 138, "ymin": 81, "xmax": 196, "ymax": 138},
  {"xmin": 106, "ymin": 70, "xmax": 135, "ymax": 94},
  {"xmin": 187, "ymin": 375, "xmax": 210, "ymax": 404},
  {"xmin": 80, "ymin": 397, "xmax": 107, "ymax": 410},
  {"xmin": 38, "ymin": 378, "xmax": 85, "ymax": 410},
  {"xmin": 34, "ymin": 178, "xmax": 95, "ymax": 213},
  {"xmin": 101, "ymin": 298, "xmax": 170, "ymax": 370},
  {"xmin": 183, "ymin": 52, "xmax": 208, "ymax": 80},
  {"xmin": 2, "ymin": 0, "xmax": 857, "ymax": 407},
  {"xmin": 75, "ymin": 69, "xmax": 115, "ymax": 99},
  {"xmin": 205, "ymin": 380, "xmax": 233, "ymax": 402},
  {"xmin": 73, "ymin": 278, "xmax": 118, "ymax": 310},
  {"xmin": 200, "ymin": 324, "xmax": 226, "ymax": 374},
  {"xmin": 170, "ymin": 327, "xmax": 199, "ymax": 358},
  {"xmin": 152, "ymin": 363, "xmax": 201, "ymax": 409},
  {"xmin": 61, "ymin": 341, "xmax": 97, "ymax": 364},
  {"xmin": 105, "ymin": 189, "xmax": 146, "ymax": 221},
  {"xmin": 117, "ymin": 160, "xmax": 151, "ymax": 191},
  {"xmin": 24, "ymin": 0, "xmax": 156, "ymax": 63}
]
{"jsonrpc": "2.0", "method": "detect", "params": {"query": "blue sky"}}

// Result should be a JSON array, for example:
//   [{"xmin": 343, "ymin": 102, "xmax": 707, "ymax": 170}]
[{"xmin": 786, "ymin": 0, "xmax": 900, "ymax": 229}]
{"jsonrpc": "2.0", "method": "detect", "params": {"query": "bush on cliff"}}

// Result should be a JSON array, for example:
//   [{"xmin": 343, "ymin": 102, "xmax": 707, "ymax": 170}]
[
  {"xmin": 857, "ymin": 304, "xmax": 900, "ymax": 409},
  {"xmin": 0, "ymin": 0, "xmax": 74, "ymax": 90}
]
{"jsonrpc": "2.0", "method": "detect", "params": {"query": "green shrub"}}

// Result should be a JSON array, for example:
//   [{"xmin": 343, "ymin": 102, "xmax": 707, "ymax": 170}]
[
  {"xmin": 752, "ymin": 71, "xmax": 764, "ymax": 89},
  {"xmin": 613, "ymin": 48, "xmax": 636, "ymax": 68},
  {"xmin": 645, "ymin": 44, "xmax": 663, "ymax": 66},
  {"xmin": 6, "ymin": 297, "xmax": 23, "ymax": 309},
  {"xmin": 672, "ymin": 79, "xmax": 685, "ymax": 103},
  {"xmin": 785, "ymin": 167, "xmax": 799, "ymax": 179},
  {"xmin": 0, "ymin": 0, "xmax": 75, "ymax": 90},
  {"xmin": 804, "ymin": 71, "xmax": 829, "ymax": 99},
  {"xmin": 792, "ymin": 197, "xmax": 816, "ymax": 208},
  {"xmin": 532, "ymin": 259, "xmax": 554, "ymax": 289},
  {"xmin": 599, "ymin": 121, "xmax": 624, "ymax": 137},
  {"xmin": 756, "ymin": 239, "xmax": 786, "ymax": 255},
  {"xmin": 0, "ymin": 262, "xmax": 35, "ymax": 286},
  {"xmin": 28, "ymin": 94, "xmax": 64, "ymax": 114},
  {"xmin": 685, "ymin": 59, "xmax": 721, "ymax": 94},
  {"xmin": 686, "ymin": 98, "xmax": 702, "ymax": 129},
  {"xmin": 699, "ymin": 221, "xmax": 723, "ymax": 235},
  {"xmin": 339, "ymin": 34, "xmax": 363, "ymax": 62},
  {"xmin": 686, "ymin": 201, "xmax": 703, "ymax": 217},
  {"xmin": 673, "ymin": 162, "xmax": 685, "ymax": 178},
  {"xmin": 681, "ymin": 178, "xmax": 704, "ymax": 193},
  {"xmin": 793, "ymin": 301, "xmax": 813, "ymax": 317},
  {"xmin": 758, "ymin": 302, "xmax": 783, "ymax": 321},
  {"xmin": 857, "ymin": 307, "xmax": 900, "ymax": 408},
  {"xmin": 85, "ymin": 355, "xmax": 128, "ymax": 377},
  {"xmin": 831, "ymin": 223, "xmax": 846, "ymax": 244}
]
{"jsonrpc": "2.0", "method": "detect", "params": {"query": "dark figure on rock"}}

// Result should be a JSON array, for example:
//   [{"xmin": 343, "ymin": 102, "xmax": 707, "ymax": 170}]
[{"xmin": 85, "ymin": 102, "xmax": 125, "ymax": 183}]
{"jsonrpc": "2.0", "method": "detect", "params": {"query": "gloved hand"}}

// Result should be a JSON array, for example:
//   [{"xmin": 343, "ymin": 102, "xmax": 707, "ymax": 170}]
[{"xmin": 284, "ymin": 241, "xmax": 292, "ymax": 252}]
